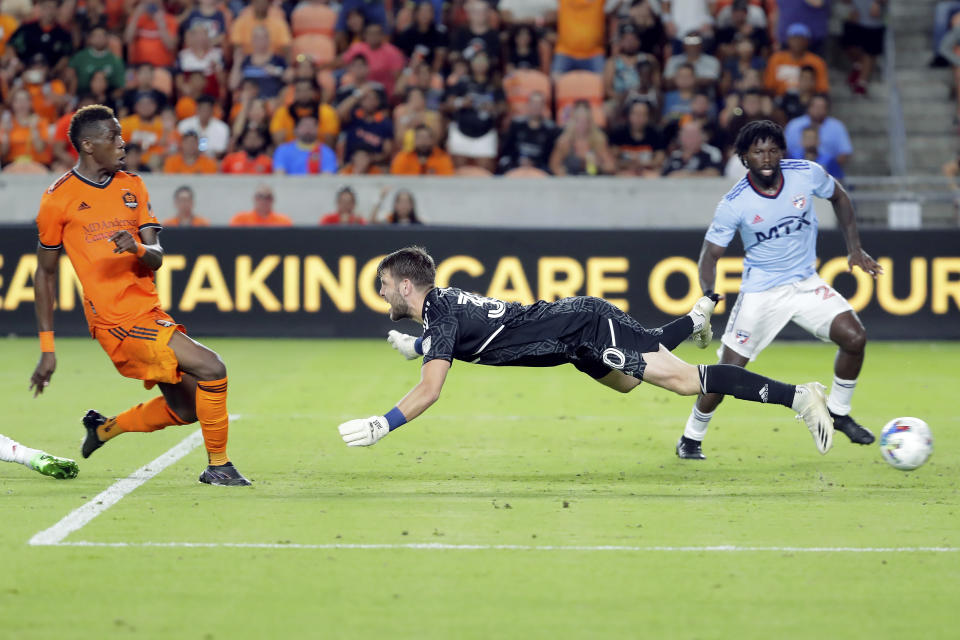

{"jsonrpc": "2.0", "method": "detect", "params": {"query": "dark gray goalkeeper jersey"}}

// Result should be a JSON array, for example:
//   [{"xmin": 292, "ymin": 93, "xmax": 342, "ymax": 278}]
[{"xmin": 418, "ymin": 287, "xmax": 665, "ymax": 380}]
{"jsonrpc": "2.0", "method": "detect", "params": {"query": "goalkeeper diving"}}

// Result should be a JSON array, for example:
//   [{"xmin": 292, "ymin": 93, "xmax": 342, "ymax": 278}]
[{"xmin": 338, "ymin": 246, "xmax": 835, "ymax": 455}]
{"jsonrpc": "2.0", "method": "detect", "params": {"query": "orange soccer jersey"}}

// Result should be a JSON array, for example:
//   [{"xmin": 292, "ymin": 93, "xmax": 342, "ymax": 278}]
[{"xmin": 36, "ymin": 170, "xmax": 163, "ymax": 333}]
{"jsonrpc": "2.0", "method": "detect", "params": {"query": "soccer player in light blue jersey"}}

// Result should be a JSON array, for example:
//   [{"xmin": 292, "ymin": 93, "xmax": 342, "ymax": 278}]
[{"xmin": 676, "ymin": 120, "xmax": 882, "ymax": 460}]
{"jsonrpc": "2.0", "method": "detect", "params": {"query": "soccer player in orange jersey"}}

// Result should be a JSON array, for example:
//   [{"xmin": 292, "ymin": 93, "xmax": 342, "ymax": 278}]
[{"xmin": 29, "ymin": 105, "xmax": 251, "ymax": 486}]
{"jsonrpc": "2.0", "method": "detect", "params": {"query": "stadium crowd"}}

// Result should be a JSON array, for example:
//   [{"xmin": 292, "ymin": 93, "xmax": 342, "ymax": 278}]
[{"xmin": 0, "ymin": 0, "xmax": 869, "ymax": 182}]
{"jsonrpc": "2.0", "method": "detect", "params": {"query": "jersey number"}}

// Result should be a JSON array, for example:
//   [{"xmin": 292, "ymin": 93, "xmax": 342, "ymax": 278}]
[{"xmin": 456, "ymin": 291, "xmax": 506, "ymax": 318}]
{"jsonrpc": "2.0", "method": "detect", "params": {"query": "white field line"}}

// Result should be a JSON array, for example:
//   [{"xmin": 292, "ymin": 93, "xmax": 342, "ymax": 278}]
[
  {"xmin": 29, "ymin": 430, "xmax": 204, "ymax": 546},
  {"xmin": 26, "ymin": 416, "xmax": 956, "ymax": 554},
  {"xmin": 42, "ymin": 542, "xmax": 960, "ymax": 553},
  {"xmin": 28, "ymin": 414, "xmax": 243, "ymax": 547}
]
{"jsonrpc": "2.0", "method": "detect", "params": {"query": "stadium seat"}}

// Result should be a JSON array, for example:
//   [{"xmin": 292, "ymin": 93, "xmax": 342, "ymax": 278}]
[
  {"xmin": 455, "ymin": 166, "xmax": 494, "ymax": 177},
  {"xmin": 555, "ymin": 71, "xmax": 605, "ymax": 127},
  {"xmin": 503, "ymin": 70, "xmax": 552, "ymax": 117},
  {"xmin": 291, "ymin": 4, "xmax": 336, "ymax": 37},
  {"xmin": 291, "ymin": 35, "xmax": 336, "ymax": 66},
  {"xmin": 504, "ymin": 166, "xmax": 549, "ymax": 178}
]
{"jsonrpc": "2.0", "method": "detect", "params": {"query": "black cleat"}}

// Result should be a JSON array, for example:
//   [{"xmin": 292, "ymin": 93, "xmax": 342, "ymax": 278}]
[
  {"xmin": 830, "ymin": 411, "xmax": 875, "ymax": 445},
  {"xmin": 676, "ymin": 436, "xmax": 706, "ymax": 460},
  {"xmin": 81, "ymin": 410, "xmax": 109, "ymax": 459},
  {"xmin": 199, "ymin": 462, "xmax": 252, "ymax": 486}
]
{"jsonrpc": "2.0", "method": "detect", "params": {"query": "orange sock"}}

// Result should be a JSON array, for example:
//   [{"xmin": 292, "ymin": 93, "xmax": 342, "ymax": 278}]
[
  {"xmin": 99, "ymin": 396, "xmax": 188, "ymax": 442},
  {"xmin": 196, "ymin": 377, "xmax": 230, "ymax": 466}
]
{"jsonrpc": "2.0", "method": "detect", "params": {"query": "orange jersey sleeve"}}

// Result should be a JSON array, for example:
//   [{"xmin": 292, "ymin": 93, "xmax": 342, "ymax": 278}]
[
  {"xmin": 36, "ymin": 172, "xmax": 71, "ymax": 249},
  {"xmin": 134, "ymin": 175, "xmax": 161, "ymax": 231}
]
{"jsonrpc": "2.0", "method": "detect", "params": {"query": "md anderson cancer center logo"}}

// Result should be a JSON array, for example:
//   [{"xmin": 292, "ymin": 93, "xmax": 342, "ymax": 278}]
[{"xmin": 82, "ymin": 217, "xmax": 138, "ymax": 243}]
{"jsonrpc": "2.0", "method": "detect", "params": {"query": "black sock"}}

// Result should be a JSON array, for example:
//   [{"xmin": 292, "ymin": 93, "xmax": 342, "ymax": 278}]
[
  {"xmin": 657, "ymin": 316, "xmax": 694, "ymax": 351},
  {"xmin": 698, "ymin": 364, "xmax": 796, "ymax": 408}
]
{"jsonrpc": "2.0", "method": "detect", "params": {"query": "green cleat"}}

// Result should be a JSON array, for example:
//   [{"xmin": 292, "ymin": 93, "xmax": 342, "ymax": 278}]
[{"xmin": 29, "ymin": 453, "xmax": 79, "ymax": 480}]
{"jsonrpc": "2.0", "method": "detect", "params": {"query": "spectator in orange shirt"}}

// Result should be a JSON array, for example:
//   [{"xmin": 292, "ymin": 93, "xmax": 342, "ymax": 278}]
[
  {"xmin": 0, "ymin": 88, "xmax": 51, "ymax": 166},
  {"xmin": 0, "ymin": 7, "xmax": 18, "ymax": 58},
  {"xmin": 552, "ymin": 0, "xmax": 609, "ymax": 76},
  {"xmin": 120, "ymin": 93, "xmax": 166, "ymax": 165},
  {"xmin": 764, "ymin": 23, "xmax": 829, "ymax": 97},
  {"xmin": 51, "ymin": 93, "xmax": 98, "ymax": 172},
  {"xmin": 125, "ymin": 0, "xmax": 179, "ymax": 68},
  {"xmin": 390, "ymin": 124, "xmax": 455, "ymax": 175},
  {"xmin": 156, "ymin": 106, "xmax": 182, "ymax": 164},
  {"xmin": 230, "ymin": 0, "xmax": 291, "ymax": 57},
  {"xmin": 319, "ymin": 186, "xmax": 367, "ymax": 225},
  {"xmin": 163, "ymin": 185, "xmax": 211, "ymax": 227},
  {"xmin": 230, "ymin": 185, "xmax": 293, "ymax": 226},
  {"xmin": 270, "ymin": 78, "xmax": 340, "ymax": 147},
  {"xmin": 21, "ymin": 54, "xmax": 69, "ymax": 124},
  {"xmin": 162, "ymin": 131, "xmax": 219, "ymax": 173},
  {"xmin": 221, "ymin": 127, "xmax": 273, "ymax": 174}
]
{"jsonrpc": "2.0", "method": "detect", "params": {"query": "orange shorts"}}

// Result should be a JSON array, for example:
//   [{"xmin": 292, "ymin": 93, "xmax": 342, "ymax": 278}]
[{"xmin": 94, "ymin": 309, "xmax": 186, "ymax": 385}]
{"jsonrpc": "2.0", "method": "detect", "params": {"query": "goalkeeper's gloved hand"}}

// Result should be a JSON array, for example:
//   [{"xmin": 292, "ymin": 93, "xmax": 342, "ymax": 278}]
[
  {"xmin": 387, "ymin": 330, "xmax": 419, "ymax": 360},
  {"xmin": 338, "ymin": 416, "xmax": 389, "ymax": 447}
]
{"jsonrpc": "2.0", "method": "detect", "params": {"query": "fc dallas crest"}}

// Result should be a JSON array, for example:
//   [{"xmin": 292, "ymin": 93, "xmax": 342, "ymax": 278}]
[{"xmin": 792, "ymin": 194, "xmax": 806, "ymax": 209}]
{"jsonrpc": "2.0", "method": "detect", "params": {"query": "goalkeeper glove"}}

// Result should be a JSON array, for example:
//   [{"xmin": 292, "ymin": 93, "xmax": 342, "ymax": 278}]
[
  {"xmin": 387, "ymin": 330, "xmax": 419, "ymax": 360},
  {"xmin": 338, "ymin": 416, "xmax": 389, "ymax": 447}
]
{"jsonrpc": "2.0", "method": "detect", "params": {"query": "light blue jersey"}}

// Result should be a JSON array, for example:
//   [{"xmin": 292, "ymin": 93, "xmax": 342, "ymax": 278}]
[{"xmin": 705, "ymin": 159, "xmax": 835, "ymax": 293}]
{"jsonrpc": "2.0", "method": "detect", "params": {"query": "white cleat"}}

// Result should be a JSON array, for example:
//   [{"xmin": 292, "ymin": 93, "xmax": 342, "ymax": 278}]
[
  {"xmin": 690, "ymin": 296, "xmax": 717, "ymax": 349},
  {"xmin": 793, "ymin": 382, "xmax": 834, "ymax": 455}
]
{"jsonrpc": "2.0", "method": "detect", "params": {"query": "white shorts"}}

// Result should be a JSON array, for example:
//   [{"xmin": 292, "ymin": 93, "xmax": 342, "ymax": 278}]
[
  {"xmin": 447, "ymin": 123, "xmax": 498, "ymax": 159},
  {"xmin": 720, "ymin": 274, "xmax": 855, "ymax": 361}
]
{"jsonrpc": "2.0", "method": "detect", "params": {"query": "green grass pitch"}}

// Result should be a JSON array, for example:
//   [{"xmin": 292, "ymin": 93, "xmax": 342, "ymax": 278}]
[{"xmin": 1, "ymin": 337, "xmax": 958, "ymax": 639}]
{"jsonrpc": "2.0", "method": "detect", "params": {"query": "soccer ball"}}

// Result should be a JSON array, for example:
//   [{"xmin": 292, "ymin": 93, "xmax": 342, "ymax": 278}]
[{"xmin": 879, "ymin": 417, "xmax": 933, "ymax": 471}]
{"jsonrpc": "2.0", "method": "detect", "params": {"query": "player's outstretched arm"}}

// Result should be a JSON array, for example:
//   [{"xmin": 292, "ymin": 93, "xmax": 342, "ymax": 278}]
[
  {"xmin": 338, "ymin": 359, "xmax": 451, "ymax": 446},
  {"xmin": 30, "ymin": 247, "xmax": 59, "ymax": 397},
  {"xmin": 828, "ymin": 180, "xmax": 882, "ymax": 278},
  {"xmin": 109, "ymin": 227, "xmax": 163, "ymax": 270},
  {"xmin": 387, "ymin": 330, "xmax": 422, "ymax": 360}
]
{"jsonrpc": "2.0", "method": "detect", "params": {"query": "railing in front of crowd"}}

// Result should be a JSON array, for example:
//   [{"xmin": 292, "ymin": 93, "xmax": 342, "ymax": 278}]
[
  {"xmin": 845, "ymin": 176, "xmax": 958, "ymax": 228},
  {"xmin": 883, "ymin": 17, "xmax": 909, "ymax": 177}
]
